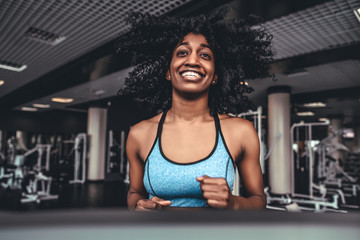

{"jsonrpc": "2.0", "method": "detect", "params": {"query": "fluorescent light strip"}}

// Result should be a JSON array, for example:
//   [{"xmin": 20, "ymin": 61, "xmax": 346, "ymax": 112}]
[
  {"xmin": 354, "ymin": 8, "xmax": 360, "ymax": 23},
  {"xmin": 0, "ymin": 63, "xmax": 27, "ymax": 72},
  {"xmin": 297, "ymin": 111, "xmax": 314, "ymax": 116},
  {"xmin": 51, "ymin": 97, "xmax": 74, "ymax": 103},
  {"xmin": 33, "ymin": 103, "xmax": 50, "ymax": 108},
  {"xmin": 303, "ymin": 102, "xmax": 326, "ymax": 108},
  {"xmin": 21, "ymin": 107, "xmax": 38, "ymax": 112}
]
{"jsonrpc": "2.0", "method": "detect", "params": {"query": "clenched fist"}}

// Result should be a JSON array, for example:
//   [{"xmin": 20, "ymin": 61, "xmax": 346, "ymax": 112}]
[{"xmin": 197, "ymin": 175, "xmax": 235, "ymax": 209}]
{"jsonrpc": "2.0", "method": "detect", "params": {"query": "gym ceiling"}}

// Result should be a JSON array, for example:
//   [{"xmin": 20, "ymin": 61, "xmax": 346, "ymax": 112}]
[{"xmin": 0, "ymin": 0, "xmax": 359, "ymax": 127}]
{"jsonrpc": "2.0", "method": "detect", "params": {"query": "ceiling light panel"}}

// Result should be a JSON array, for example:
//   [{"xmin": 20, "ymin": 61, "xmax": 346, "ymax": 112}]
[
  {"xmin": 264, "ymin": 0, "xmax": 360, "ymax": 60},
  {"xmin": 303, "ymin": 102, "xmax": 327, "ymax": 108},
  {"xmin": 32, "ymin": 103, "xmax": 50, "ymax": 108},
  {"xmin": 51, "ymin": 97, "xmax": 74, "ymax": 103},
  {"xmin": 21, "ymin": 107, "xmax": 38, "ymax": 112},
  {"xmin": 297, "ymin": 111, "xmax": 315, "ymax": 116},
  {"xmin": 0, "ymin": 0, "xmax": 193, "ymax": 97}
]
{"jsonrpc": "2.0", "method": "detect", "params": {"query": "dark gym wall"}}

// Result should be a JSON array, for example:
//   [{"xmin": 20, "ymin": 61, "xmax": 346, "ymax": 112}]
[
  {"xmin": 0, "ymin": 97, "xmax": 154, "ymax": 135},
  {"xmin": 107, "ymin": 96, "xmax": 155, "ymax": 131},
  {"xmin": 0, "ymin": 110, "xmax": 87, "ymax": 134}
]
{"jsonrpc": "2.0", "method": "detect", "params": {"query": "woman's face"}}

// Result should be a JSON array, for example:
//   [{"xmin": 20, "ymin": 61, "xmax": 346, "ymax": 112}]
[{"xmin": 167, "ymin": 33, "xmax": 217, "ymax": 95}]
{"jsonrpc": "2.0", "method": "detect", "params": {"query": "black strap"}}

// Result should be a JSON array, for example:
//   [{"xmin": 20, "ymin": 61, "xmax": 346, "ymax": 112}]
[
  {"xmin": 213, "ymin": 113, "xmax": 220, "ymax": 134},
  {"xmin": 156, "ymin": 110, "xmax": 168, "ymax": 139}
]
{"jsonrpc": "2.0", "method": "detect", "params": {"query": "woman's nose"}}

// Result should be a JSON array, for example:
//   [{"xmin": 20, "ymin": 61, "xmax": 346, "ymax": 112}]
[{"xmin": 184, "ymin": 52, "xmax": 200, "ymax": 67}]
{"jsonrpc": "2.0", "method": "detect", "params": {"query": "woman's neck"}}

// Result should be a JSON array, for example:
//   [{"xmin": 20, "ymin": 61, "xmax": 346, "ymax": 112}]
[{"xmin": 169, "ymin": 90, "xmax": 211, "ymax": 122}]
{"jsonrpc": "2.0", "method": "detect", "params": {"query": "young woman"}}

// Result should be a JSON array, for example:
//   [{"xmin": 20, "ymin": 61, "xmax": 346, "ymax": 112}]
[{"xmin": 117, "ymin": 8, "xmax": 274, "ymax": 210}]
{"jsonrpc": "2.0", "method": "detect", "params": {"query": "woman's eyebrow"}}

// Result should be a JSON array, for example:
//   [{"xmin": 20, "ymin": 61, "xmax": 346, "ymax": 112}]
[
  {"xmin": 178, "ymin": 42, "xmax": 212, "ymax": 51},
  {"xmin": 200, "ymin": 43, "xmax": 212, "ymax": 50},
  {"xmin": 178, "ymin": 42, "xmax": 189, "ymax": 47}
]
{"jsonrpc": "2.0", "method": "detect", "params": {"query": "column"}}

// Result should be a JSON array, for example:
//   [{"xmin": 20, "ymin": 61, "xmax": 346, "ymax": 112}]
[
  {"xmin": 267, "ymin": 86, "xmax": 292, "ymax": 194},
  {"xmin": 87, "ymin": 107, "xmax": 107, "ymax": 181}
]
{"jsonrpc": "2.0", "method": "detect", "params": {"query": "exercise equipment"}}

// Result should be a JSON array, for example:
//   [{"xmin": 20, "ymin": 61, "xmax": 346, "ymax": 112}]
[
  {"xmin": 106, "ymin": 130, "xmax": 128, "ymax": 180},
  {"xmin": 266, "ymin": 121, "xmax": 360, "ymax": 212},
  {"xmin": 69, "ymin": 133, "xmax": 87, "ymax": 184},
  {"xmin": 60, "ymin": 133, "xmax": 87, "ymax": 184},
  {"xmin": 20, "ymin": 144, "xmax": 58, "ymax": 204}
]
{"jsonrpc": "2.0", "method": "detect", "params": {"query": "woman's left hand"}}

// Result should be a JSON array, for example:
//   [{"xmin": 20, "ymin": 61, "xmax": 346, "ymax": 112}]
[{"xmin": 196, "ymin": 175, "xmax": 235, "ymax": 209}]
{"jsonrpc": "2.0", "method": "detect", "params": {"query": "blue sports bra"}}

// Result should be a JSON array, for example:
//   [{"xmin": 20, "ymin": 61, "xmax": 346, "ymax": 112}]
[{"xmin": 143, "ymin": 110, "xmax": 235, "ymax": 207}]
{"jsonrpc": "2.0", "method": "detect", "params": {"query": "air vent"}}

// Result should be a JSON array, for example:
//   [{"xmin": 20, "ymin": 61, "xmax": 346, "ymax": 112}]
[
  {"xmin": 25, "ymin": 27, "xmax": 66, "ymax": 46},
  {"xmin": 0, "ymin": 61, "xmax": 27, "ymax": 72}
]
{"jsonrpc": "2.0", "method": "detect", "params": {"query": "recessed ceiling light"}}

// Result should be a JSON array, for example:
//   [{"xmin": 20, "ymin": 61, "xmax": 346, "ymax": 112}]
[
  {"xmin": 32, "ymin": 103, "xmax": 50, "ymax": 108},
  {"xmin": 51, "ymin": 97, "xmax": 74, "ymax": 103},
  {"xmin": 297, "ymin": 111, "xmax": 314, "ymax": 116},
  {"xmin": 21, "ymin": 107, "xmax": 38, "ymax": 112},
  {"xmin": 0, "ymin": 80, "xmax": 4, "ymax": 86},
  {"xmin": 240, "ymin": 81, "xmax": 249, "ymax": 86},
  {"xmin": 303, "ymin": 102, "xmax": 326, "ymax": 108}
]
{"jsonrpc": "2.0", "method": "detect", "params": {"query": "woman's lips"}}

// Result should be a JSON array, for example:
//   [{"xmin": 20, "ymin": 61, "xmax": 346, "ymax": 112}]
[{"xmin": 180, "ymin": 70, "xmax": 205, "ymax": 81}]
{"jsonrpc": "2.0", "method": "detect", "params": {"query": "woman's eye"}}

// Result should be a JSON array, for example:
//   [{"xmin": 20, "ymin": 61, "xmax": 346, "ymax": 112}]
[
  {"xmin": 200, "ymin": 53, "xmax": 211, "ymax": 59},
  {"xmin": 177, "ymin": 51, "xmax": 188, "ymax": 56}
]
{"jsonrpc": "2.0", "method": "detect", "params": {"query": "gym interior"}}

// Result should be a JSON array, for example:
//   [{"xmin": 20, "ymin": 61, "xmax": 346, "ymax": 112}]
[{"xmin": 0, "ymin": 0, "xmax": 359, "ymax": 239}]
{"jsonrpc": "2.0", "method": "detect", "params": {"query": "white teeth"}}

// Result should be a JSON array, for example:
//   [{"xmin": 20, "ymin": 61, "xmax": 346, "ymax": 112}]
[{"xmin": 181, "ymin": 71, "xmax": 201, "ymax": 78}]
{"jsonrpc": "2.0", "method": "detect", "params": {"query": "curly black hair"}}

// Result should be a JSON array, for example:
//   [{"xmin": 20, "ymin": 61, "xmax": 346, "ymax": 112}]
[{"xmin": 117, "ymin": 7, "xmax": 274, "ymax": 115}]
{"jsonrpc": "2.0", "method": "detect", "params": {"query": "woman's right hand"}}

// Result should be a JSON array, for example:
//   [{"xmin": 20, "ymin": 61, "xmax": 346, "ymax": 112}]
[{"xmin": 135, "ymin": 196, "xmax": 172, "ymax": 211}]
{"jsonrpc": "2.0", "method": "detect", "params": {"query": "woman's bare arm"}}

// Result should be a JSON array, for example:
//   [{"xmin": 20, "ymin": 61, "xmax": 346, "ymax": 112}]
[
  {"xmin": 126, "ymin": 119, "xmax": 172, "ymax": 210},
  {"xmin": 126, "ymin": 126, "xmax": 148, "ymax": 209}
]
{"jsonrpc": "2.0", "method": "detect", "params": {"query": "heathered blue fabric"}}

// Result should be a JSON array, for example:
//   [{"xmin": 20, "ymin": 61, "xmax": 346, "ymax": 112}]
[{"xmin": 143, "ymin": 112, "xmax": 235, "ymax": 208}]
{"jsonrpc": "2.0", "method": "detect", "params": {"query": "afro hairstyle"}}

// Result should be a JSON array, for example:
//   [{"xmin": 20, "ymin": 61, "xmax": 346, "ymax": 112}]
[{"xmin": 117, "ymin": 7, "xmax": 275, "ymax": 115}]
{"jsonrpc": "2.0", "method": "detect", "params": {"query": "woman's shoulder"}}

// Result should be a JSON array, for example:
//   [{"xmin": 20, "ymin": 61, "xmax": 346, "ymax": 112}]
[
  {"xmin": 218, "ymin": 113, "xmax": 254, "ymax": 128},
  {"xmin": 128, "ymin": 113, "xmax": 163, "ymax": 143},
  {"xmin": 218, "ymin": 113, "xmax": 257, "ymax": 138}
]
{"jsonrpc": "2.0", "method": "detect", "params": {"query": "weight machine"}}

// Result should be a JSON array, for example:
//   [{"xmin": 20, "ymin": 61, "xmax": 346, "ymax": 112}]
[
  {"xmin": 20, "ymin": 144, "xmax": 58, "ymax": 204},
  {"xmin": 316, "ymin": 130, "xmax": 360, "ymax": 201},
  {"xmin": 63, "ymin": 133, "xmax": 87, "ymax": 184},
  {"xmin": 267, "ymin": 121, "xmax": 360, "ymax": 212},
  {"xmin": 107, "ymin": 130, "xmax": 128, "ymax": 183},
  {"xmin": 289, "ymin": 121, "xmax": 344, "ymax": 212}
]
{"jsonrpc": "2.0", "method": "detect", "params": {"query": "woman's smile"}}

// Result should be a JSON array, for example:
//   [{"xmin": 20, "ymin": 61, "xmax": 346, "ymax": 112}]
[{"xmin": 180, "ymin": 70, "xmax": 205, "ymax": 81}]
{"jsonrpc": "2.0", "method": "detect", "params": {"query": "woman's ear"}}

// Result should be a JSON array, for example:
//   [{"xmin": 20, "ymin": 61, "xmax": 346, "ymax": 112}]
[
  {"xmin": 212, "ymin": 74, "xmax": 218, "ymax": 85},
  {"xmin": 166, "ymin": 70, "xmax": 171, "ymax": 81}
]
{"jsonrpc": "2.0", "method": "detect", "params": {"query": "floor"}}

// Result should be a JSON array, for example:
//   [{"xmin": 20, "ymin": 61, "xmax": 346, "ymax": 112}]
[{"xmin": 0, "ymin": 181, "xmax": 128, "ymax": 211}]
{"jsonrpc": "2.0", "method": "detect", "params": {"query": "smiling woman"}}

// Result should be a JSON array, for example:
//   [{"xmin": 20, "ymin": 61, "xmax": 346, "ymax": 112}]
[{"xmin": 116, "ymin": 8, "xmax": 275, "ymax": 210}]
